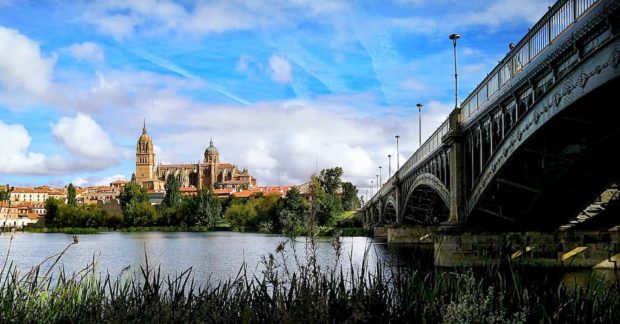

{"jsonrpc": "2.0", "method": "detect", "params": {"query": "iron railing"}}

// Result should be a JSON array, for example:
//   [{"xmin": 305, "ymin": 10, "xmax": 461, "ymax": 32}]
[{"xmin": 460, "ymin": 0, "xmax": 600, "ymax": 122}]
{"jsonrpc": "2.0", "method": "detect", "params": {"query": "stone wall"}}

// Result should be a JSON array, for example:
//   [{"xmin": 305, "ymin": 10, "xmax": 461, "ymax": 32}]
[{"xmin": 434, "ymin": 231, "xmax": 620, "ymax": 268}]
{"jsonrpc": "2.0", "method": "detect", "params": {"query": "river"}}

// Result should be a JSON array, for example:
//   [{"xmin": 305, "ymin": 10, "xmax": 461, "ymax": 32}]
[{"xmin": 0, "ymin": 231, "xmax": 617, "ymax": 289}]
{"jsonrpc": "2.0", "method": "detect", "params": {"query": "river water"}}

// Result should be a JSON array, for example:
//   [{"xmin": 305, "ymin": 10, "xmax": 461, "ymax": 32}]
[{"xmin": 0, "ymin": 231, "xmax": 617, "ymax": 288}]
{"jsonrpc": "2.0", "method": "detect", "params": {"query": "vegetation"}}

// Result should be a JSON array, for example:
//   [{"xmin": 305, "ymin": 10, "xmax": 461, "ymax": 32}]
[
  {"xmin": 36, "ymin": 167, "xmax": 364, "ymax": 235},
  {"xmin": 67, "ymin": 183, "xmax": 77, "ymax": 206},
  {"xmin": 0, "ymin": 231, "xmax": 617, "ymax": 323}
]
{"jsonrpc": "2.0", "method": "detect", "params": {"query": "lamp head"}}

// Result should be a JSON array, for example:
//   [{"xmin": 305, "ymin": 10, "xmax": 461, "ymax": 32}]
[
  {"xmin": 449, "ymin": 33, "xmax": 460, "ymax": 40},
  {"xmin": 416, "ymin": 103, "xmax": 423, "ymax": 109}
]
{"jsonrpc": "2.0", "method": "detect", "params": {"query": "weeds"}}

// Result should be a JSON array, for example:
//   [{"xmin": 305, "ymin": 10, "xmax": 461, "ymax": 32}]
[{"xmin": 0, "ymin": 231, "xmax": 618, "ymax": 323}]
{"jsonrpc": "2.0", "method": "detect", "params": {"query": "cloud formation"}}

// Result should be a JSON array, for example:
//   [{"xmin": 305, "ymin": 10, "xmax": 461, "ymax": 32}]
[
  {"xmin": 0, "ymin": 120, "xmax": 48, "ymax": 175},
  {"xmin": 65, "ymin": 42, "xmax": 105, "ymax": 63},
  {"xmin": 0, "ymin": 26, "xmax": 55, "ymax": 96},
  {"xmin": 269, "ymin": 55, "xmax": 292, "ymax": 84},
  {"xmin": 51, "ymin": 113, "xmax": 117, "ymax": 162}
]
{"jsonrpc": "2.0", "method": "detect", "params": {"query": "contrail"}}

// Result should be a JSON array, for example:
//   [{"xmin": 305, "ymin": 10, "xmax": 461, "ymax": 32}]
[{"xmin": 131, "ymin": 47, "xmax": 251, "ymax": 106}]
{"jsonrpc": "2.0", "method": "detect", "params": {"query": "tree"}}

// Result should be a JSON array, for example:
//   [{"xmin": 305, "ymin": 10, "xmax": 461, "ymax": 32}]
[
  {"xmin": 319, "ymin": 167, "xmax": 343, "ymax": 195},
  {"xmin": 0, "ymin": 185, "xmax": 9, "ymax": 202},
  {"xmin": 277, "ymin": 187, "xmax": 309, "ymax": 233},
  {"xmin": 45, "ymin": 197, "xmax": 62, "ymax": 226},
  {"xmin": 67, "ymin": 183, "xmax": 77, "ymax": 205},
  {"xmin": 188, "ymin": 188, "xmax": 222, "ymax": 227},
  {"xmin": 309, "ymin": 173, "xmax": 342, "ymax": 225},
  {"xmin": 341, "ymin": 182, "xmax": 360, "ymax": 210},
  {"xmin": 119, "ymin": 182, "xmax": 150, "ymax": 225},
  {"xmin": 162, "ymin": 174, "xmax": 181, "ymax": 208}
]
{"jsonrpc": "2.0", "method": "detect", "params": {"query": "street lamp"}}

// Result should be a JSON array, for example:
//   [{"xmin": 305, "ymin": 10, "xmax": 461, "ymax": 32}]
[
  {"xmin": 449, "ymin": 33, "xmax": 460, "ymax": 109},
  {"xmin": 370, "ymin": 180, "xmax": 374, "ymax": 196},
  {"xmin": 416, "ymin": 103, "xmax": 423, "ymax": 148},
  {"xmin": 395, "ymin": 135, "xmax": 400, "ymax": 170},
  {"xmin": 388, "ymin": 155, "xmax": 392, "ymax": 178},
  {"xmin": 379, "ymin": 166, "xmax": 382, "ymax": 187},
  {"xmin": 376, "ymin": 174, "xmax": 379, "ymax": 191}
]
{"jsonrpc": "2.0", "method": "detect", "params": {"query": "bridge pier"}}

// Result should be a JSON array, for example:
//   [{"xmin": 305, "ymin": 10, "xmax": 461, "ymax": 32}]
[
  {"xmin": 434, "ymin": 230, "xmax": 620, "ymax": 268},
  {"xmin": 383, "ymin": 225, "xmax": 620, "ymax": 269},
  {"xmin": 445, "ymin": 108, "xmax": 466, "ymax": 224}
]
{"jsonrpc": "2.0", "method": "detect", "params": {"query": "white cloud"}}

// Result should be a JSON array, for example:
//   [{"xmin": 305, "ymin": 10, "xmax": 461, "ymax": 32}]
[
  {"xmin": 0, "ymin": 120, "xmax": 48, "ymax": 174},
  {"xmin": 269, "ymin": 55, "xmax": 292, "ymax": 84},
  {"xmin": 459, "ymin": 0, "xmax": 553, "ymax": 27},
  {"xmin": 82, "ymin": 0, "xmax": 350, "ymax": 39},
  {"xmin": 51, "ymin": 113, "xmax": 116, "ymax": 161},
  {"xmin": 70, "ymin": 174, "xmax": 126, "ymax": 187},
  {"xmin": 0, "ymin": 26, "xmax": 55, "ymax": 95},
  {"xmin": 65, "ymin": 42, "xmax": 105, "ymax": 63},
  {"xmin": 125, "ymin": 93, "xmax": 451, "ymax": 188}
]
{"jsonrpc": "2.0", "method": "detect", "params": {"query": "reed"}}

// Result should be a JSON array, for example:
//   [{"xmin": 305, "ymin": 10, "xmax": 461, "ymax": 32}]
[{"xmin": 0, "ymin": 234, "xmax": 618, "ymax": 323}]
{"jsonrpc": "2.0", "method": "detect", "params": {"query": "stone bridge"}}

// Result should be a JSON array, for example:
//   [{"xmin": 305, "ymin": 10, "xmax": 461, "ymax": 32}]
[{"xmin": 364, "ymin": 0, "xmax": 620, "ymax": 230}]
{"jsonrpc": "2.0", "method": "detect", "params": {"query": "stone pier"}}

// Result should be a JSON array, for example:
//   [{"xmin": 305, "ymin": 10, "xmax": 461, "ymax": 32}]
[
  {"xmin": 374, "ymin": 226, "xmax": 388, "ymax": 239},
  {"xmin": 384, "ymin": 226, "xmax": 620, "ymax": 269}
]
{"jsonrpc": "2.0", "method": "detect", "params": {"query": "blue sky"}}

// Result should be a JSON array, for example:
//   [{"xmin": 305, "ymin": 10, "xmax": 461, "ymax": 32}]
[{"xmin": 0, "ymin": 0, "xmax": 554, "ymax": 190}]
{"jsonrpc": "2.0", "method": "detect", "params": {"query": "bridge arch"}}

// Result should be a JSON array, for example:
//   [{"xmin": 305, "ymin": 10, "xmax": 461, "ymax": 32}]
[
  {"xmin": 401, "ymin": 173, "xmax": 450, "ymax": 225},
  {"xmin": 382, "ymin": 195, "xmax": 398, "ymax": 224},
  {"xmin": 465, "ymin": 45, "xmax": 620, "ymax": 228}
]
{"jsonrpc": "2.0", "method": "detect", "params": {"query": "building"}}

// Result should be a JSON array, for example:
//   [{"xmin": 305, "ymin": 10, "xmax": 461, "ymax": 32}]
[
  {"xmin": 82, "ymin": 186, "xmax": 120, "ymax": 205},
  {"xmin": 9, "ymin": 187, "xmax": 49, "ymax": 203},
  {"xmin": 0, "ymin": 202, "xmax": 42, "ymax": 228},
  {"xmin": 135, "ymin": 123, "xmax": 257, "ymax": 191}
]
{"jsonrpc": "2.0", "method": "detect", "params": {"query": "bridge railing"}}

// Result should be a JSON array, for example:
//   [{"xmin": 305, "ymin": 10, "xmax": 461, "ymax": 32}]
[
  {"xmin": 366, "ymin": 119, "xmax": 449, "ymax": 206},
  {"xmin": 460, "ymin": 0, "xmax": 599, "ymax": 123},
  {"xmin": 398, "ymin": 119, "xmax": 450, "ymax": 178}
]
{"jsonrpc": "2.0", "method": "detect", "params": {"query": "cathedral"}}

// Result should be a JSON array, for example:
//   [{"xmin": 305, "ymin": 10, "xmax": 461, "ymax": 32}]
[{"xmin": 135, "ymin": 123, "xmax": 257, "ymax": 191}]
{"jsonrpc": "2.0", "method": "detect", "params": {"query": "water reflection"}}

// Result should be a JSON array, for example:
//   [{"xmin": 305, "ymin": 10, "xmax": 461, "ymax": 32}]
[{"xmin": 0, "ymin": 232, "xmax": 617, "ymax": 289}]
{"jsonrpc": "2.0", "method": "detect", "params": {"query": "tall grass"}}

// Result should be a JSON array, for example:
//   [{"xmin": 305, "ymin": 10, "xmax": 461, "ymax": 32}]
[{"xmin": 0, "ymin": 233, "xmax": 618, "ymax": 323}]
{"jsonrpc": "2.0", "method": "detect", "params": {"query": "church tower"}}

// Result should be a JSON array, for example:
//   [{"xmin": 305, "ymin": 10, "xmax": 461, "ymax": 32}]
[
  {"xmin": 204, "ymin": 139, "xmax": 220, "ymax": 187},
  {"xmin": 136, "ymin": 121, "xmax": 155, "ymax": 184}
]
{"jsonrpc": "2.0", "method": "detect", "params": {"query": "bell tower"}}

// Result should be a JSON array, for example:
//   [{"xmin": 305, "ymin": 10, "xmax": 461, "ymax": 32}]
[{"xmin": 136, "ymin": 120, "xmax": 155, "ymax": 185}]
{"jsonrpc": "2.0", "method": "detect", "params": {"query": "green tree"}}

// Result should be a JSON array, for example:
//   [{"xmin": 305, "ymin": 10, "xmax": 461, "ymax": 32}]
[
  {"xmin": 67, "ymin": 183, "xmax": 77, "ymax": 206},
  {"xmin": 309, "ymin": 173, "xmax": 342, "ymax": 225},
  {"xmin": 319, "ymin": 167, "xmax": 343, "ymax": 195},
  {"xmin": 162, "ymin": 174, "xmax": 181, "ymax": 208},
  {"xmin": 119, "ymin": 182, "xmax": 150, "ymax": 225},
  {"xmin": 44, "ymin": 197, "xmax": 62, "ymax": 226},
  {"xmin": 341, "ymin": 182, "xmax": 360, "ymax": 210},
  {"xmin": 225, "ymin": 202, "xmax": 257, "ymax": 227},
  {"xmin": 188, "ymin": 188, "xmax": 222, "ymax": 227},
  {"xmin": 277, "ymin": 187, "xmax": 309, "ymax": 233},
  {"xmin": 0, "ymin": 185, "xmax": 9, "ymax": 202}
]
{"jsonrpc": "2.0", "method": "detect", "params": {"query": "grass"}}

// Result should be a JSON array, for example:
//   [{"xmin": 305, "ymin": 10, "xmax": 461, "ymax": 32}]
[
  {"xmin": 0, "ymin": 232, "xmax": 618, "ymax": 323},
  {"xmin": 23, "ymin": 227, "xmax": 105, "ymax": 234}
]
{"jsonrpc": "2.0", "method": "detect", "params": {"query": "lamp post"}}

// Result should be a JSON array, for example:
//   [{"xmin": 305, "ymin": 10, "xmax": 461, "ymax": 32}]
[
  {"xmin": 416, "ymin": 103, "xmax": 423, "ymax": 148},
  {"xmin": 388, "ymin": 155, "xmax": 392, "ymax": 178},
  {"xmin": 379, "ymin": 166, "xmax": 382, "ymax": 187},
  {"xmin": 395, "ymin": 135, "xmax": 400, "ymax": 170},
  {"xmin": 376, "ymin": 174, "xmax": 379, "ymax": 191},
  {"xmin": 449, "ymin": 33, "xmax": 461, "ymax": 109},
  {"xmin": 370, "ymin": 180, "xmax": 374, "ymax": 196}
]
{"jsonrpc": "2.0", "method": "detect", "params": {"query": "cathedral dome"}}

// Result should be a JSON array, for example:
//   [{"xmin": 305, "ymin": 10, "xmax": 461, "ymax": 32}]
[
  {"xmin": 138, "ymin": 121, "xmax": 151, "ymax": 143},
  {"xmin": 205, "ymin": 139, "xmax": 219, "ymax": 155}
]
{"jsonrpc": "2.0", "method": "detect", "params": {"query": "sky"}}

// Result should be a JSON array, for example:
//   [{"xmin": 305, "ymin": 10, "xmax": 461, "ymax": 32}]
[{"xmin": 0, "ymin": 0, "xmax": 555, "ymax": 193}]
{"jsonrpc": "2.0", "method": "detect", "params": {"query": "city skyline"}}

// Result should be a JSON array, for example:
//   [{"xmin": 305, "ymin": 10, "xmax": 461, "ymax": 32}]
[{"xmin": 0, "ymin": 0, "xmax": 554, "ymax": 188}]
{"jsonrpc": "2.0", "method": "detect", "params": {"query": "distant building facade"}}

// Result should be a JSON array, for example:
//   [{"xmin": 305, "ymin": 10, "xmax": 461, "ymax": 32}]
[{"xmin": 135, "ymin": 123, "xmax": 257, "ymax": 191}]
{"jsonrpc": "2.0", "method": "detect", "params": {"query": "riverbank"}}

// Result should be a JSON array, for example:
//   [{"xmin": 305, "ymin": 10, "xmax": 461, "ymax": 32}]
[
  {"xmin": 21, "ymin": 225, "xmax": 372, "ymax": 236},
  {"xmin": 0, "ymin": 247, "xmax": 617, "ymax": 322}
]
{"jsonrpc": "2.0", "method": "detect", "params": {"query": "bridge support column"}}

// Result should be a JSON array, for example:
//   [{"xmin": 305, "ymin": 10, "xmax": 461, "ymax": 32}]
[{"xmin": 445, "ymin": 108, "xmax": 465, "ymax": 224}]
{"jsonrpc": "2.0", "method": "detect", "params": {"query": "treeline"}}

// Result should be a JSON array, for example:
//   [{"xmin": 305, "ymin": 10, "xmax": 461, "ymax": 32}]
[{"xmin": 44, "ymin": 167, "xmax": 360, "ymax": 232}]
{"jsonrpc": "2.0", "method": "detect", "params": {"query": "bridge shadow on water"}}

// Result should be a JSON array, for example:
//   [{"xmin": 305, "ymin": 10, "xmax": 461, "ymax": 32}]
[{"xmin": 372, "ymin": 239, "xmax": 620, "ymax": 291}]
